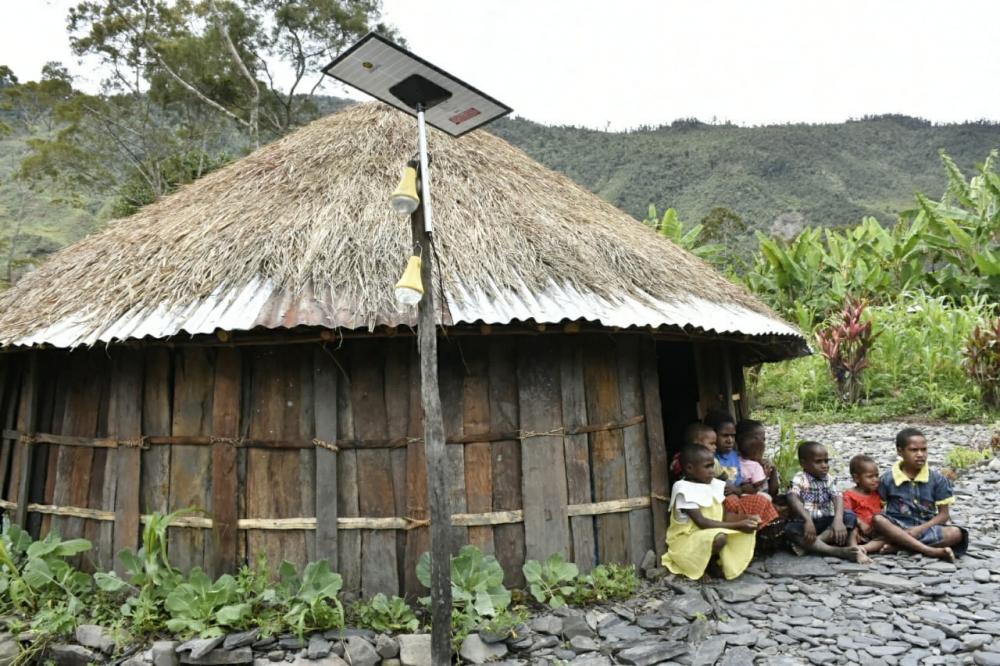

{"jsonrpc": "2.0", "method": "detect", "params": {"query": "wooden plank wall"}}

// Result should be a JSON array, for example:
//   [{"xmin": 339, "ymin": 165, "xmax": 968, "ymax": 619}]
[{"xmin": 2, "ymin": 332, "xmax": 695, "ymax": 594}]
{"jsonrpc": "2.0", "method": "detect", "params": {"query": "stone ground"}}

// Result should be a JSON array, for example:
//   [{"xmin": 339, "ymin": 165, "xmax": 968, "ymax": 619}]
[
  {"xmin": 494, "ymin": 421, "xmax": 1000, "ymax": 666},
  {"xmin": 8, "ymin": 422, "xmax": 999, "ymax": 666}
]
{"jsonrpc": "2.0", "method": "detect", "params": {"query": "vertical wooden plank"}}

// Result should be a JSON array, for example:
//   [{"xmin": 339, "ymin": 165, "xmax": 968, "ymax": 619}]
[
  {"xmin": 462, "ymin": 339, "xmax": 493, "ymax": 554},
  {"xmin": 208, "ymin": 348, "xmax": 241, "ymax": 578},
  {"xmin": 27, "ymin": 356, "xmax": 56, "ymax": 538},
  {"xmin": 13, "ymin": 354, "xmax": 39, "ymax": 528},
  {"xmin": 40, "ymin": 357, "xmax": 68, "ymax": 537},
  {"xmin": 336, "ymin": 346, "xmax": 361, "ymax": 599},
  {"xmin": 298, "ymin": 356, "xmax": 316, "ymax": 562},
  {"xmin": 51, "ymin": 353, "xmax": 100, "ymax": 542},
  {"xmin": 439, "ymin": 342, "xmax": 467, "ymax": 552},
  {"xmin": 721, "ymin": 345, "xmax": 736, "ymax": 418},
  {"xmin": 313, "ymin": 347, "xmax": 338, "ymax": 570},
  {"xmin": 350, "ymin": 341, "xmax": 398, "ymax": 597},
  {"xmin": 384, "ymin": 340, "xmax": 411, "ymax": 590},
  {"xmin": 693, "ymin": 343, "xmax": 723, "ymax": 419},
  {"xmin": 112, "ymin": 350, "xmax": 144, "ymax": 575},
  {"xmin": 169, "ymin": 347, "xmax": 214, "ymax": 572},
  {"xmin": 639, "ymin": 339, "xmax": 669, "ymax": 559},
  {"xmin": 88, "ymin": 358, "xmax": 114, "ymax": 571},
  {"xmin": 583, "ymin": 338, "xmax": 629, "ymax": 565},
  {"xmin": 0, "ymin": 358, "xmax": 13, "ymax": 502},
  {"xmin": 559, "ymin": 341, "xmax": 596, "ymax": 572},
  {"xmin": 616, "ymin": 337, "xmax": 653, "ymax": 567},
  {"xmin": 141, "ymin": 349, "xmax": 172, "ymax": 516},
  {"xmin": 403, "ymin": 345, "xmax": 430, "ymax": 597},
  {"xmin": 246, "ymin": 347, "xmax": 307, "ymax": 573},
  {"xmin": 517, "ymin": 337, "xmax": 570, "ymax": 561},
  {"xmin": 489, "ymin": 339, "xmax": 524, "ymax": 587}
]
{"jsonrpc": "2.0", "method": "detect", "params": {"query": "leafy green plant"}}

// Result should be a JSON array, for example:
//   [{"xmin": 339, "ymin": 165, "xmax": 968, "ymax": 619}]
[
  {"xmin": 274, "ymin": 560, "xmax": 345, "ymax": 637},
  {"xmin": 352, "ymin": 593, "xmax": 419, "ymax": 633},
  {"xmin": 771, "ymin": 422, "xmax": 799, "ymax": 493},
  {"xmin": 643, "ymin": 205, "xmax": 723, "ymax": 263},
  {"xmin": 163, "ymin": 568, "xmax": 250, "ymax": 638},
  {"xmin": 815, "ymin": 298, "xmax": 877, "ymax": 403},
  {"xmin": 522, "ymin": 554, "xmax": 579, "ymax": 608},
  {"xmin": 417, "ymin": 545, "xmax": 511, "ymax": 620},
  {"xmin": 944, "ymin": 446, "xmax": 991, "ymax": 471},
  {"xmin": 571, "ymin": 563, "xmax": 638, "ymax": 604},
  {"xmin": 964, "ymin": 317, "xmax": 1000, "ymax": 408}
]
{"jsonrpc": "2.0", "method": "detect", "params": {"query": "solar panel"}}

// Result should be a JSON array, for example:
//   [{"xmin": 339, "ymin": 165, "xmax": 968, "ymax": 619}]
[{"xmin": 322, "ymin": 33, "xmax": 512, "ymax": 137}]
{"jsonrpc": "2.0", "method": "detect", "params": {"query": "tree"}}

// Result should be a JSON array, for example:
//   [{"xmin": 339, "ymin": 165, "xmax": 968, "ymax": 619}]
[{"xmin": 67, "ymin": 0, "xmax": 400, "ymax": 146}]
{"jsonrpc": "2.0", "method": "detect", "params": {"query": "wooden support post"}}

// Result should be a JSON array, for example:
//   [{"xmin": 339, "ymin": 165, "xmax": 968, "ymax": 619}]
[
  {"xmin": 111, "ymin": 350, "xmax": 144, "ymax": 575},
  {"xmin": 413, "ymin": 204, "xmax": 452, "ymax": 664},
  {"xmin": 13, "ymin": 354, "xmax": 39, "ymax": 527},
  {"xmin": 639, "ymin": 339, "xmax": 669, "ymax": 559},
  {"xmin": 208, "ymin": 348, "xmax": 241, "ymax": 577},
  {"xmin": 314, "ymin": 348, "xmax": 339, "ymax": 569}
]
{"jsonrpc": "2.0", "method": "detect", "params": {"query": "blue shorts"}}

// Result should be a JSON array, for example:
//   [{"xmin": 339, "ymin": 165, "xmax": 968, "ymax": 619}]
[
  {"xmin": 784, "ymin": 511, "xmax": 857, "ymax": 539},
  {"xmin": 881, "ymin": 514, "xmax": 969, "ymax": 557}
]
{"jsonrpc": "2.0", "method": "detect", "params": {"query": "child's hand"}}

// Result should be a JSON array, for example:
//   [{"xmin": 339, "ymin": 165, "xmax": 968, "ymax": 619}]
[
  {"xmin": 735, "ymin": 517, "xmax": 759, "ymax": 533},
  {"xmin": 832, "ymin": 519, "xmax": 847, "ymax": 545},
  {"xmin": 738, "ymin": 482, "xmax": 756, "ymax": 495},
  {"xmin": 803, "ymin": 519, "xmax": 817, "ymax": 545}
]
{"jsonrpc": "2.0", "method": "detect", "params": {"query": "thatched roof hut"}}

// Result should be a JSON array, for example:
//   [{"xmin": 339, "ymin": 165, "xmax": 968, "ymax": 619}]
[{"xmin": 0, "ymin": 103, "xmax": 805, "ymax": 597}]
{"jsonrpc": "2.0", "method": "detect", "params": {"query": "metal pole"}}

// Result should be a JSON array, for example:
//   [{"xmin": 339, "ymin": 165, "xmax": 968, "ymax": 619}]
[
  {"xmin": 417, "ymin": 104, "xmax": 434, "ymax": 234},
  {"xmin": 413, "ymin": 103, "xmax": 452, "ymax": 664}
]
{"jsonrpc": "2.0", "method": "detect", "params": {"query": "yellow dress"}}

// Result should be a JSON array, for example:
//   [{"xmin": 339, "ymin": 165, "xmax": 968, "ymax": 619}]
[{"xmin": 661, "ymin": 478, "xmax": 756, "ymax": 580}]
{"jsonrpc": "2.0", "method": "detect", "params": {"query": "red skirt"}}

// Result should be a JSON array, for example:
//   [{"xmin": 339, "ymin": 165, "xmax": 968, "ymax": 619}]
[{"xmin": 723, "ymin": 493, "xmax": 779, "ymax": 528}]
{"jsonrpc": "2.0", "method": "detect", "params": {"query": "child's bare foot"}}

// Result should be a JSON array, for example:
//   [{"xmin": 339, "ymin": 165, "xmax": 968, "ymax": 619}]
[
  {"xmin": 831, "ymin": 545, "xmax": 865, "ymax": 562},
  {"xmin": 855, "ymin": 549, "xmax": 874, "ymax": 564},
  {"xmin": 928, "ymin": 546, "xmax": 956, "ymax": 562},
  {"xmin": 880, "ymin": 544, "xmax": 899, "ymax": 554}
]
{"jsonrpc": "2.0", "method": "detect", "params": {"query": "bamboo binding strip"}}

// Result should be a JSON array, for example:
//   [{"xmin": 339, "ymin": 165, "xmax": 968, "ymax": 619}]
[
  {"xmin": 1, "ymin": 497, "xmax": 652, "ymax": 530},
  {"xmin": 0, "ymin": 415, "xmax": 644, "ymax": 452}
]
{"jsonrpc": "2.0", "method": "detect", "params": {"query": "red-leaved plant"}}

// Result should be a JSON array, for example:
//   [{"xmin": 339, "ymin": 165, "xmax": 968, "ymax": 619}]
[
  {"xmin": 815, "ymin": 298, "xmax": 877, "ymax": 403},
  {"xmin": 963, "ymin": 318, "xmax": 1000, "ymax": 408}
]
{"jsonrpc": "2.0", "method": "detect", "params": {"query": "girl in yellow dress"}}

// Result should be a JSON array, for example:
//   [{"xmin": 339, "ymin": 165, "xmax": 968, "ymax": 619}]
[{"xmin": 662, "ymin": 445, "xmax": 759, "ymax": 580}]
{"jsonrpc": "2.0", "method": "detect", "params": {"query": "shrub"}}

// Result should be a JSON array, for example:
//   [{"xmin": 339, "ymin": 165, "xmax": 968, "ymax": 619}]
[
  {"xmin": 944, "ymin": 446, "xmax": 991, "ymax": 471},
  {"xmin": 815, "ymin": 298, "xmax": 877, "ymax": 403},
  {"xmin": 771, "ymin": 422, "xmax": 800, "ymax": 493},
  {"xmin": 571, "ymin": 563, "xmax": 638, "ymax": 604},
  {"xmin": 964, "ymin": 318, "xmax": 1000, "ymax": 408}
]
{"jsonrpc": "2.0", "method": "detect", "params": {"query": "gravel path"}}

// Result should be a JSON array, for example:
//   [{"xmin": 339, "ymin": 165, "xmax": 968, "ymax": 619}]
[{"xmin": 494, "ymin": 421, "xmax": 1000, "ymax": 666}]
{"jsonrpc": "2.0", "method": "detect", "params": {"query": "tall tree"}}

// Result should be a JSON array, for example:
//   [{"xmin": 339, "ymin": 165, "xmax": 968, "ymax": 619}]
[{"xmin": 67, "ymin": 0, "xmax": 399, "ymax": 146}]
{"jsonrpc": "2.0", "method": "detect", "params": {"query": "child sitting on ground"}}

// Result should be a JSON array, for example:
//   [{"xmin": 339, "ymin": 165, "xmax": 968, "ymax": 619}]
[
  {"xmin": 670, "ymin": 422, "xmax": 725, "ymax": 479},
  {"xmin": 870, "ymin": 428, "xmax": 968, "ymax": 561},
  {"xmin": 662, "ymin": 444, "xmax": 759, "ymax": 580},
  {"xmin": 785, "ymin": 441, "xmax": 865, "ymax": 562},
  {"xmin": 737, "ymin": 419, "xmax": 780, "ymax": 498},
  {"xmin": 842, "ymin": 454, "xmax": 886, "ymax": 558},
  {"xmin": 710, "ymin": 415, "xmax": 779, "ymax": 528}
]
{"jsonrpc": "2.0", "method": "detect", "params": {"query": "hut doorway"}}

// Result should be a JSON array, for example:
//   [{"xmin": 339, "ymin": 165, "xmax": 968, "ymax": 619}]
[{"xmin": 655, "ymin": 342, "xmax": 700, "ymax": 485}]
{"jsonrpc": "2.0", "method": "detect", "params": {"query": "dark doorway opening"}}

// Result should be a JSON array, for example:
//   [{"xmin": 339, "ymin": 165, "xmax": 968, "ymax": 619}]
[{"xmin": 655, "ymin": 342, "xmax": 700, "ymax": 486}]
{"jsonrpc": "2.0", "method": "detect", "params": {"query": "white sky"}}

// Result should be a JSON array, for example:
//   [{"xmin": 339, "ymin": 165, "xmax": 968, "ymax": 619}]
[{"xmin": 3, "ymin": 0, "xmax": 999, "ymax": 130}]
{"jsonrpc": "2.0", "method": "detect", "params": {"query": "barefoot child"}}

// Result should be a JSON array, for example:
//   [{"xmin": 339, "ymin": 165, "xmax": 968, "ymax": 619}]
[
  {"xmin": 662, "ymin": 445, "xmax": 758, "ymax": 580},
  {"xmin": 785, "ymin": 441, "xmax": 864, "ymax": 561},
  {"xmin": 712, "ymin": 416, "xmax": 779, "ymax": 527},
  {"xmin": 870, "ymin": 428, "xmax": 968, "ymax": 560},
  {"xmin": 843, "ymin": 454, "xmax": 886, "ymax": 557}
]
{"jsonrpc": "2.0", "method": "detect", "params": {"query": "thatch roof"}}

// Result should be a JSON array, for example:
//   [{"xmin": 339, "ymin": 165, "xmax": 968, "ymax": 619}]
[{"xmin": 0, "ymin": 103, "xmax": 805, "ymax": 353}]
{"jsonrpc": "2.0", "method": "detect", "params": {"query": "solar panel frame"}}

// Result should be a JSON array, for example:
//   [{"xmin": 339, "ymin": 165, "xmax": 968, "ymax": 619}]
[{"xmin": 322, "ymin": 33, "xmax": 513, "ymax": 137}]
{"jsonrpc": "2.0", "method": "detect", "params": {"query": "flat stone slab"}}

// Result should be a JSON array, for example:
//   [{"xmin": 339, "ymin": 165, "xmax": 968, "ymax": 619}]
[{"xmin": 764, "ymin": 552, "xmax": 837, "ymax": 578}]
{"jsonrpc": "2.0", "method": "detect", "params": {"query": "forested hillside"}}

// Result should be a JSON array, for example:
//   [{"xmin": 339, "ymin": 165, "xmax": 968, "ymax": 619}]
[
  {"xmin": 489, "ymin": 114, "xmax": 1000, "ymax": 233},
  {"xmin": 3, "ymin": 90, "xmax": 1000, "ymax": 281}
]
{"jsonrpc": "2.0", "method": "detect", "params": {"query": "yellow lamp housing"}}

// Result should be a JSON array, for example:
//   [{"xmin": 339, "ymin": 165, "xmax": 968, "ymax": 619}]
[
  {"xmin": 394, "ymin": 255, "xmax": 424, "ymax": 306},
  {"xmin": 390, "ymin": 163, "xmax": 420, "ymax": 215}
]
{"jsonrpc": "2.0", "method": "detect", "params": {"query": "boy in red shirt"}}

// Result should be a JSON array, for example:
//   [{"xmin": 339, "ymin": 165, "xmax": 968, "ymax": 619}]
[{"xmin": 842, "ymin": 454, "xmax": 885, "ymax": 560}]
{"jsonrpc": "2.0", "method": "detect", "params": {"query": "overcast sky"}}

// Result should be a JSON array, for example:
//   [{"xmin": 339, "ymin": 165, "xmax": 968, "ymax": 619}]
[{"xmin": 3, "ymin": 0, "xmax": 999, "ymax": 130}]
